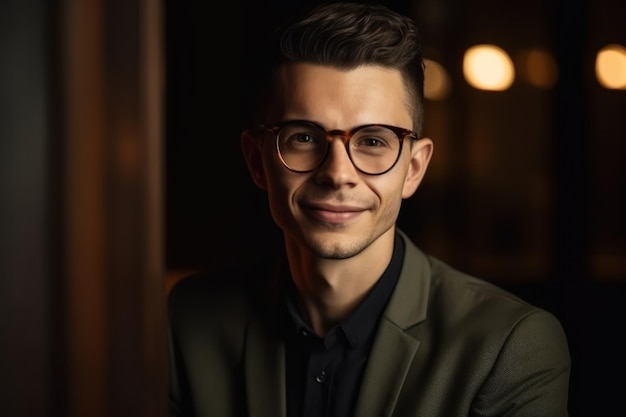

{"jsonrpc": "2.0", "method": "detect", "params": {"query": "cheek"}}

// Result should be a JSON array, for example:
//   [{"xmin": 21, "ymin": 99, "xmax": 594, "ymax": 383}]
[
  {"xmin": 370, "ymin": 171, "xmax": 408, "ymax": 215},
  {"xmin": 382, "ymin": 188, "xmax": 404, "ymax": 218},
  {"xmin": 393, "ymin": 157, "xmax": 417, "ymax": 199},
  {"xmin": 263, "ymin": 153, "xmax": 294, "ymax": 194},
  {"xmin": 262, "ymin": 156, "xmax": 304, "ymax": 216}
]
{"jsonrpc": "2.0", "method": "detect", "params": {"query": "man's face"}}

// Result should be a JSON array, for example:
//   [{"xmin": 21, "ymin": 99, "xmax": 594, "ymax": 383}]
[{"xmin": 246, "ymin": 62, "xmax": 431, "ymax": 259}]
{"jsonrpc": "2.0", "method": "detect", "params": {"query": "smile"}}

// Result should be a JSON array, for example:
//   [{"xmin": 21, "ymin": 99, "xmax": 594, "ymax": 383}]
[{"xmin": 302, "ymin": 203, "xmax": 367, "ymax": 224}]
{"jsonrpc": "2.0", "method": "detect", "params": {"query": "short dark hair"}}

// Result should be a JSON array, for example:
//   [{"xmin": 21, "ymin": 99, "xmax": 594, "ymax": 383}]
[{"xmin": 243, "ymin": 2, "xmax": 425, "ymax": 136}]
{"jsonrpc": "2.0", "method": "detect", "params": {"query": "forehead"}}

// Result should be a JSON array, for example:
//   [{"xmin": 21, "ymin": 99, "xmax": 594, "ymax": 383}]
[{"xmin": 270, "ymin": 63, "xmax": 413, "ymax": 129}]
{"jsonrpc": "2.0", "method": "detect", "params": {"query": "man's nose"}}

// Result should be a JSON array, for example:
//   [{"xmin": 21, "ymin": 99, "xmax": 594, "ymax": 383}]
[{"xmin": 313, "ymin": 138, "xmax": 360, "ymax": 186}]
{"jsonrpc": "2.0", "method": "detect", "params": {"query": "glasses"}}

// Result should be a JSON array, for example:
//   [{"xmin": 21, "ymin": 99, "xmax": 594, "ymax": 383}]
[{"xmin": 261, "ymin": 120, "xmax": 418, "ymax": 175}]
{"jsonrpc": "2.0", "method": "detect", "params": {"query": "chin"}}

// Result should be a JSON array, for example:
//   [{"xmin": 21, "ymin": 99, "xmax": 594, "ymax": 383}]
[{"xmin": 304, "ymin": 232, "xmax": 370, "ymax": 260}]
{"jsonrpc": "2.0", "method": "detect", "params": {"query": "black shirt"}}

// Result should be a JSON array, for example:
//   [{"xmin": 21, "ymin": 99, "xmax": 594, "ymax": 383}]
[{"xmin": 281, "ymin": 234, "xmax": 404, "ymax": 417}]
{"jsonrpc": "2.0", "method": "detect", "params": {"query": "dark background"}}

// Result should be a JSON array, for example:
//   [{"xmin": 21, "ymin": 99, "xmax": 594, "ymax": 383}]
[
  {"xmin": 165, "ymin": 0, "xmax": 626, "ymax": 415},
  {"xmin": 1, "ymin": 0, "xmax": 624, "ymax": 415}
]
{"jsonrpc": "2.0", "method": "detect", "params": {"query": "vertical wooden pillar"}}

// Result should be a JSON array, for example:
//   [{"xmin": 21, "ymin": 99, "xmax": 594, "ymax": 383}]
[{"xmin": 61, "ymin": 0, "xmax": 165, "ymax": 416}]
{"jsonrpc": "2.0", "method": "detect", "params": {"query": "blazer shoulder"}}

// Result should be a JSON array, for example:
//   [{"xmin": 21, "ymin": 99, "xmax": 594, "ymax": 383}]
[
  {"xmin": 428, "ymin": 255, "xmax": 530, "ymax": 306},
  {"xmin": 167, "ymin": 256, "xmax": 277, "ymax": 331},
  {"xmin": 399, "ymin": 232, "xmax": 562, "ymax": 330},
  {"xmin": 424, "ymin": 254, "xmax": 567, "ymax": 339}
]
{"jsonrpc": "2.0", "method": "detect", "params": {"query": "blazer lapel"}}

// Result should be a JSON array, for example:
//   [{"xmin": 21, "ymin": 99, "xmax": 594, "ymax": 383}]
[
  {"xmin": 245, "ymin": 314, "xmax": 287, "ymax": 417},
  {"xmin": 353, "ymin": 231, "xmax": 431, "ymax": 417},
  {"xmin": 354, "ymin": 320, "xmax": 421, "ymax": 417}
]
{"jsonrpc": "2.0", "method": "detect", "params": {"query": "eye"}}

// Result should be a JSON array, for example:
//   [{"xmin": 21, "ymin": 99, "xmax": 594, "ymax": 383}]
[
  {"xmin": 356, "ymin": 136, "xmax": 388, "ymax": 147},
  {"xmin": 352, "ymin": 129, "xmax": 395, "ymax": 149},
  {"xmin": 279, "ymin": 124, "xmax": 326, "ymax": 152},
  {"xmin": 289, "ymin": 132, "xmax": 318, "ymax": 144}
]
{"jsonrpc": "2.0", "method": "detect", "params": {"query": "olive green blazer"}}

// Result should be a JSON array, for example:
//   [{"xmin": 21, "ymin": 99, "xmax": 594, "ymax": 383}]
[{"xmin": 168, "ymin": 231, "xmax": 570, "ymax": 417}]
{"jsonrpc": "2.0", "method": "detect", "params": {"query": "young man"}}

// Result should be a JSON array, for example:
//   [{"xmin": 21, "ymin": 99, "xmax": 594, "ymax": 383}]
[{"xmin": 168, "ymin": 2, "xmax": 571, "ymax": 416}]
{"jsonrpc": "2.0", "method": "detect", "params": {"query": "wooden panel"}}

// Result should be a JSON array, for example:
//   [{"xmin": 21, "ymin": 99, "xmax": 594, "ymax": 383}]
[{"xmin": 61, "ymin": 0, "xmax": 166, "ymax": 416}]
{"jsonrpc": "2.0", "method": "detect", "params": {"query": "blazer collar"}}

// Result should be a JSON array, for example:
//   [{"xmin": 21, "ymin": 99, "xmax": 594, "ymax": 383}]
[
  {"xmin": 354, "ymin": 230, "xmax": 431, "ymax": 417},
  {"xmin": 245, "ymin": 314, "xmax": 287, "ymax": 417},
  {"xmin": 245, "ymin": 257, "xmax": 286, "ymax": 417},
  {"xmin": 382, "ymin": 229, "xmax": 431, "ymax": 329}
]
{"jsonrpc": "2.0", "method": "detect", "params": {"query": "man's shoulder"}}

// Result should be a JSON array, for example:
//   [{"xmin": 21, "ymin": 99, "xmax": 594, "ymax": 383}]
[
  {"xmin": 423, "ymin": 254, "xmax": 569, "ymax": 347},
  {"xmin": 425, "ymin": 255, "xmax": 535, "ymax": 314},
  {"xmin": 399, "ymin": 232, "xmax": 551, "ymax": 324},
  {"xmin": 167, "ymin": 256, "xmax": 277, "ymax": 323},
  {"xmin": 400, "ymin": 241, "xmax": 565, "ymax": 354}
]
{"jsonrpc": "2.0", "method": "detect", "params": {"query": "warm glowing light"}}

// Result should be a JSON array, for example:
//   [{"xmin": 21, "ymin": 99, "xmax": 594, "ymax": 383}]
[
  {"xmin": 596, "ymin": 44, "xmax": 626, "ymax": 90},
  {"xmin": 463, "ymin": 44, "xmax": 515, "ymax": 91},
  {"xmin": 424, "ymin": 58, "xmax": 452, "ymax": 100},
  {"xmin": 518, "ymin": 49, "xmax": 558, "ymax": 89}
]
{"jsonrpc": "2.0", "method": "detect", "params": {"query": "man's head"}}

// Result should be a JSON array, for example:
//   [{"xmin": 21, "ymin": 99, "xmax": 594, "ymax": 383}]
[
  {"xmin": 247, "ymin": 1, "xmax": 425, "ymax": 136},
  {"xmin": 241, "ymin": 2, "xmax": 433, "ymax": 260}
]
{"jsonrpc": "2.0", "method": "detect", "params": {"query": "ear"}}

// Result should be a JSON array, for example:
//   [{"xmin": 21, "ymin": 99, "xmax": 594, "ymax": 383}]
[
  {"xmin": 402, "ymin": 137, "xmax": 434, "ymax": 199},
  {"xmin": 241, "ymin": 129, "xmax": 268, "ymax": 190}
]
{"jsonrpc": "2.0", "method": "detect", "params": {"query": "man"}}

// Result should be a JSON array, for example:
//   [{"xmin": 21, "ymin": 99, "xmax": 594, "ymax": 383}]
[{"xmin": 168, "ymin": 2, "xmax": 571, "ymax": 416}]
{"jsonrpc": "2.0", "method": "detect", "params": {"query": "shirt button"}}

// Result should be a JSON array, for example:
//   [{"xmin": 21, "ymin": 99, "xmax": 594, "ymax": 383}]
[{"xmin": 315, "ymin": 371, "xmax": 327, "ymax": 383}]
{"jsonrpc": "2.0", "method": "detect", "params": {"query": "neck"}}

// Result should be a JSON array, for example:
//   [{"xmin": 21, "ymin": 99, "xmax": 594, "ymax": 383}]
[{"xmin": 285, "ymin": 229, "xmax": 395, "ymax": 336}]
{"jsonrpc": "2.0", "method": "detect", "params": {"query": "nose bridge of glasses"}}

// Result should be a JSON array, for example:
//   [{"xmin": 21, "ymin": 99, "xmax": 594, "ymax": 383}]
[
  {"xmin": 320, "ymin": 129, "xmax": 361, "ymax": 174},
  {"xmin": 325, "ymin": 129, "xmax": 352, "ymax": 144}
]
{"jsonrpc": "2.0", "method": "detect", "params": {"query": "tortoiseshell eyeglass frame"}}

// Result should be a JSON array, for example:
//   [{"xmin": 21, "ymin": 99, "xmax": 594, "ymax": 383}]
[{"xmin": 257, "ymin": 119, "xmax": 419, "ymax": 175}]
